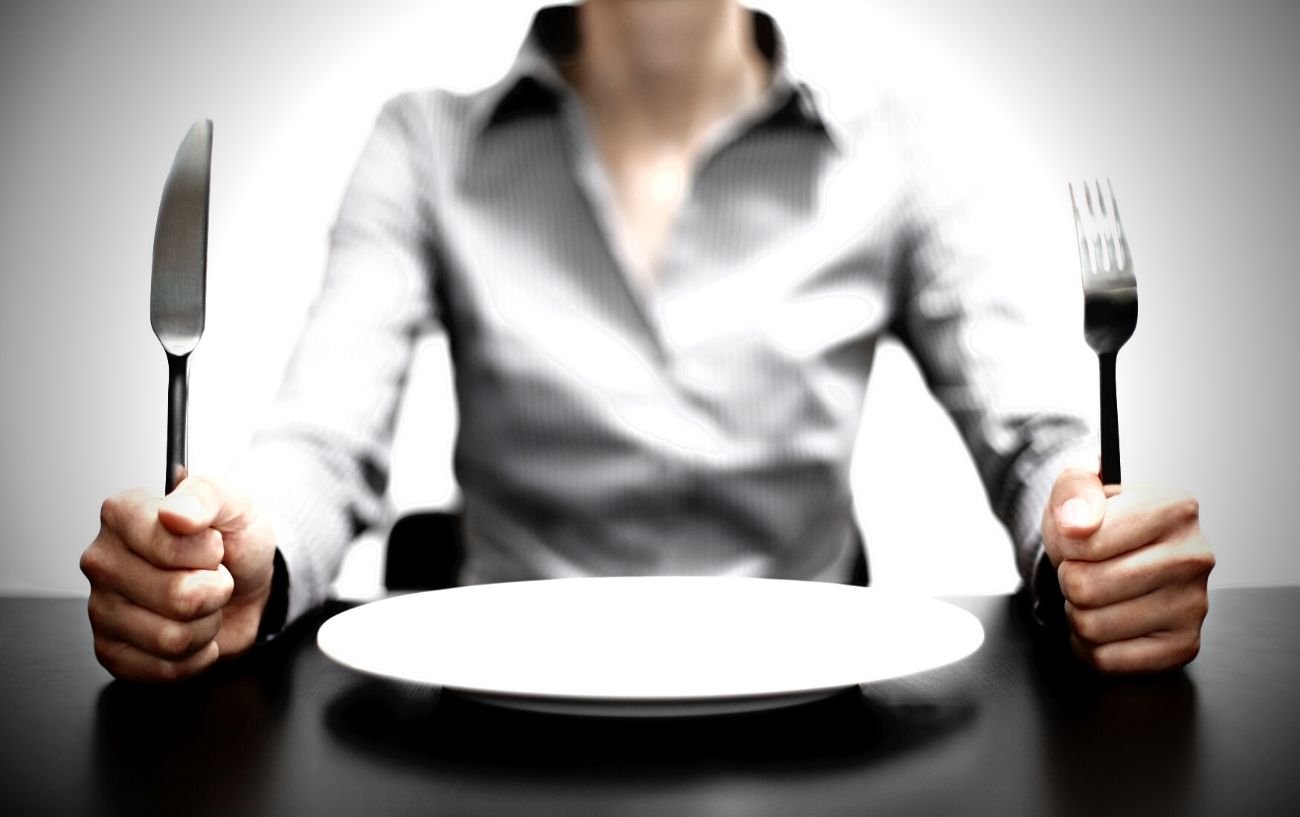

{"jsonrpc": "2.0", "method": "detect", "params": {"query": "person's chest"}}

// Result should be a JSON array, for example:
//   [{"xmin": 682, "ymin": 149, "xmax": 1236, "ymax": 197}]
[{"xmin": 420, "ymin": 105, "xmax": 911, "ymax": 445}]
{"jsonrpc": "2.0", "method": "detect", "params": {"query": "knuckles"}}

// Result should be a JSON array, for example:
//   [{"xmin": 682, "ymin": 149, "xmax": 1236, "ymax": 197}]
[
  {"xmin": 1133, "ymin": 630, "xmax": 1201, "ymax": 673},
  {"xmin": 85, "ymin": 590, "xmax": 110, "ymax": 629},
  {"xmin": 1172, "ymin": 493, "xmax": 1201, "ymax": 525},
  {"xmin": 165, "ymin": 571, "xmax": 233, "ymax": 621},
  {"xmin": 1184, "ymin": 544, "xmax": 1216, "ymax": 578},
  {"xmin": 1172, "ymin": 583, "xmax": 1211, "ymax": 630},
  {"xmin": 1165, "ymin": 537, "xmax": 1216, "ymax": 584},
  {"xmin": 1080, "ymin": 644, "xmax": 1115, "ymax": 674},
  {"xmin": 98, "ymin": 496, "xmax": 123, "ymax": 533},
  {"xmin": 1191, "ymin": 593, "xmax": 1210, "ymax": 625},
  {"xmin": 79, "ymin": 543, "xmax": 105, "ymax": 584},
  {"xmin": 93, "ymin": 635, "xmax": 215, "ymax": 682},
  {"xmin": 166, "ymin": 579, "xmax": 208, "ymax": 621},
  {"xmin": 1074, "ymin": 625, "xmax": 1204, "ymax": 675},
  {"xmin": 1064, "ymin": 603, "xmax": 1102, "ymax": 644},
  {"xmin": 1056, "ymin": 560, "xmax": 1101, "ymax": 609},
  {"xmin": 91, "ymin": 637, "xmax": 122, "ymax": 675},
  {"xmin": 1089, "ymin": 645, "xmax": 1140, "ymax": 675},
  {"xmin": 98, "ymin": 490, "xmax": 149, "ymax": 534},
  {"xmin": 155, "ymin": 621, "xmax": 200, "ymax": 659}
]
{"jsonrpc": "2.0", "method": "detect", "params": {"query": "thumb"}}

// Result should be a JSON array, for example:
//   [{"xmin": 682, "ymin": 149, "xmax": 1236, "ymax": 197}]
[
  {"xmin": 159, "ymin": 475, "xmax": 276, "ymax": 604},
  {"xmin": 161, "ymin": 477, "xmax": 278, "ymax": 658},
  {"xmin": 158, "ymin": 475, "xmax": 252, "ymax": 538},
  {"xmin": 1050, "ymin": 467, "xmax": 1107, "ymax": 539}
]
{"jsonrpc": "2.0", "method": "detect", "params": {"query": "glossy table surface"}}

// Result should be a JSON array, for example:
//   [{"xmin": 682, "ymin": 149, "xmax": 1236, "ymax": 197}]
[{"xmin": 2, "ymin": 587, "xmax": 1298, "ymax": 816}]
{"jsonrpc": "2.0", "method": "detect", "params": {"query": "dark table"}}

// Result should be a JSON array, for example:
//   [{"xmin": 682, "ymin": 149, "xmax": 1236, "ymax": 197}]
[{"xmin": 2, "ymin": 587, "xmax": 1298, "ymax": 816}]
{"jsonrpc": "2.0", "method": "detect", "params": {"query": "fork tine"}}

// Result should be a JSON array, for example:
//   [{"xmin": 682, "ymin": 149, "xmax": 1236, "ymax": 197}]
[
  {"xmin": 1084, "ymin": 179, "xmax": 1111, "ymax": 273},
  {"xmin": 1069, "ymin": 183, "xmax": 1093, "ymax": 275},
  {"xmin": 1107, "ymin": 179, "xmax": 1131, "ymax": 271},
  {"xmin": 1085, "ymin": 182, "xmax": 1107, "ymax": 275},
  {"xmin": 1089, "ymin": 179, "xmax": 1125, "ymax": 275},
  {"xmin": 1100, "ymin": 179, "xmax": 1119, "ymax": 273}
]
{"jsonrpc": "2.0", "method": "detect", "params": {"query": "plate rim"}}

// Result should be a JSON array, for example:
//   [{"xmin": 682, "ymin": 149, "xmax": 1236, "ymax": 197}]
[{"xmin": 316, "ymin": 576, "xmax": 985, "ymax": 706}]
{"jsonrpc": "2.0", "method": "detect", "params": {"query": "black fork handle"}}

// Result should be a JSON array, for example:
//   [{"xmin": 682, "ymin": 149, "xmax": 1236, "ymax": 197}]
[
  {"xmin": 165, "ymin": 352, "xmax": 190, "ymax": 494},
  {"xmin": 1098, "ymin": 351, "xmax": 1121, "ymax": 486}
]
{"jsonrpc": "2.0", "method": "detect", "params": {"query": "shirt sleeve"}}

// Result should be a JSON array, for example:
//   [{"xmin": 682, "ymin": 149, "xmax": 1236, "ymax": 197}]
[
  {"xmin": 887, "ymin": 95, "xmax": 1097, "ymax": 597},
  {"xmin": 231, "ymin": 95, "xmax": 438, "ymax": 627}
]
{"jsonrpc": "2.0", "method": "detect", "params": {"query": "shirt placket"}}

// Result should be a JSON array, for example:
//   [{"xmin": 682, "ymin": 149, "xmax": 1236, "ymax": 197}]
[
  {"xmin": 555, "ymin": 95, "xmax": 672, "ymax": 360},
  {"xmin": 554, "ymin": 80, "xmax": 804, "ymax": 362}
]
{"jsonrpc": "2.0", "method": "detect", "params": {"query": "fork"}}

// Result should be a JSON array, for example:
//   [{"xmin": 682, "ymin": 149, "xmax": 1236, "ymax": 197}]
[{"xmin": 1071, "ymin": 180, "xmax": 1138, "ymax": 486}]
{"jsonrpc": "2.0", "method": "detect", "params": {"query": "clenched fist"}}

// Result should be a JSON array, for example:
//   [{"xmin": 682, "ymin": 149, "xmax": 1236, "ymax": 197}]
[
  {"xmin": 1042, "ymin": 468, "xmax": 1215, "ymax": 673},
  {"xmin": 81, "ymin": 476, "xmax": 278, "ymax": 681}
]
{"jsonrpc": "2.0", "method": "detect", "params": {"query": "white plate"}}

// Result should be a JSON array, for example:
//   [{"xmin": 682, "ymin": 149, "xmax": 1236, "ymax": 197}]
[{"xmin": 317, "ymin": 576, "xmax": 984, "ymax": 717}]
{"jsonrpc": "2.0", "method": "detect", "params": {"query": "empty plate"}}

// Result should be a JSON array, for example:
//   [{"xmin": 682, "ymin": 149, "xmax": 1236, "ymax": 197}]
[{"xmin": 317, "ymin": 576, "xmax": 984, "ymax": 717}]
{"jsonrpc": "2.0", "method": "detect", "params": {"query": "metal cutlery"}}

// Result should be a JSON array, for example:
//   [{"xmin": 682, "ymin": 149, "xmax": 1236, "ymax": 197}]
[
  {"xmin": 1071, "ymin": 179, "xmax": 1137, "ymax": 486},
  {"xmin": 150, "ymin": 120, "xmax": 212, "ymax": 494}
]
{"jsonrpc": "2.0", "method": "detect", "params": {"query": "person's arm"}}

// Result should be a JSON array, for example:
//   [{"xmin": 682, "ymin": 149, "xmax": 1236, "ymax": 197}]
[
  {"xmin": 230, "ymin": 94, "xmax": 439, "ymax": 629},
  {"xmin": 891, "ymin": 97, "xmax": 1213, "ymax": 671},
  {"xmin": 81, "ymin": 95, "xmax": 442, "ymax": 681},
  {"xmin": 887, "ymin": 95, "xmax": 1094, "ymax": 595}
]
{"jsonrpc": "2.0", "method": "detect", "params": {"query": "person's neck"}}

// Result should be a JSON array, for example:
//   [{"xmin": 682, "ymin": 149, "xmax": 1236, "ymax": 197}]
[{"xmin": 569, "ymin": 0, "xmax": 769, "ymax": 149}]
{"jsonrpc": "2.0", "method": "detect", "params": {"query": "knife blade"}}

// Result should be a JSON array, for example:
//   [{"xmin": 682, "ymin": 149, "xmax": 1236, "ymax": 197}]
[{"xmin": 150, "ymin": 120, "xmax": 212, "ymax": 494}]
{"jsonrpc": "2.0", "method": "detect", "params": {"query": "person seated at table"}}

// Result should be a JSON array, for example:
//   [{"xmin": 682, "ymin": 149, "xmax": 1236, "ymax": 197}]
[{"xmin": 80, "ymin": 0, "xmax": 1213, "ymax": 682}]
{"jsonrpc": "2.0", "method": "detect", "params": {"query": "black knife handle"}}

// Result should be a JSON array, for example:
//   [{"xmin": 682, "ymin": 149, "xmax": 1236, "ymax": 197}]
[{"xmin": 165, "ymin": 353, "xmax": 190, "ymax": 494}]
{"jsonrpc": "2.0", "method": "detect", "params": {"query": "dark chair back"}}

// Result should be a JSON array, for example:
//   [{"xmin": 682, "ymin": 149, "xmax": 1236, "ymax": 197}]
[
  {"xmin": 385, "ymin": 511, "xmax": 869, "ymax": 589},
  {"xmin": 384, "ymin": 510, "xmax": 464, "ymax": 590}
]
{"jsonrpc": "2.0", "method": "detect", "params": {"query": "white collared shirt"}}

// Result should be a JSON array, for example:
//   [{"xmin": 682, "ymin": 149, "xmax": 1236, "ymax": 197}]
[{"xmin": 238, "ymin": 6, "xmax": 1093, "ymax": 624}]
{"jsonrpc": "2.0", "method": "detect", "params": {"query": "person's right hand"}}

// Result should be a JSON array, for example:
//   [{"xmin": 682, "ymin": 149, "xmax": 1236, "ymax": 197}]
[{"xmin": 80, "ymin": 476, "xmax": 278, "ymax": 682}]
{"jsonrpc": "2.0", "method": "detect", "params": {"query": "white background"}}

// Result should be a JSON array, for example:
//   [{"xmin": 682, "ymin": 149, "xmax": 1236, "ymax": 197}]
[{"xmin": 2, "ymin": 0, "xmax": 1296, "ymax": 596}]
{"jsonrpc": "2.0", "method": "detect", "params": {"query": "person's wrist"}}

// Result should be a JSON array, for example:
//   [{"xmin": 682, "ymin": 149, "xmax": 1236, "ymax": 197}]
[
  {"xmin": 255, "ymin": 548, "xmax": 290, "ymax": 642},
  {"xmin": 1029, "ymin": 547, "xmax": 1068, "ymax": 631}
]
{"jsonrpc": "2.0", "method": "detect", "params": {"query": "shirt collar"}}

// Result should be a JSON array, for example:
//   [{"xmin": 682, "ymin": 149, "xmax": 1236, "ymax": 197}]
[
  {"xmin": 749, "ymin": 8, "xmax": 852, "ymax": 150},
  {"xmin": 466, "ymin": 4, "xmax": 851, "ymax": 151}
]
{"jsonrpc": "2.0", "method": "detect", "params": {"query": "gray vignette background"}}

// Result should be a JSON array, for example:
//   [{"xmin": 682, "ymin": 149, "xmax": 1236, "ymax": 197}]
[{"xmin": 2, "ymin": 0, "xmax": 1297, "ymax": 597}]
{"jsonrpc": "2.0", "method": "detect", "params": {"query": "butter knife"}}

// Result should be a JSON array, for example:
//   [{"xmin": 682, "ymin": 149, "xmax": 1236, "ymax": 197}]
[{"xmin": 150, "ymin": 120, "xmax": 212, "ymax": 494}]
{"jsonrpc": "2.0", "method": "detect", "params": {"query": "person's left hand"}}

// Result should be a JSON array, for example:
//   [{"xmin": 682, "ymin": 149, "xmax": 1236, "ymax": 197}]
[{"xmin": 1042, "ymin": 468, "xmax": 1215, "ymax": 673}]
